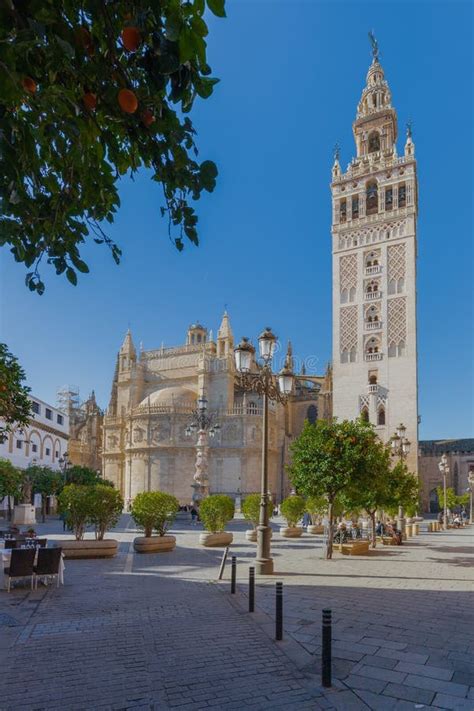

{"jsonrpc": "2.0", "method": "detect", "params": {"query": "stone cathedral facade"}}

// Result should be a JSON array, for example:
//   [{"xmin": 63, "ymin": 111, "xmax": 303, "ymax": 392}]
[
  {"xmin": 331, "ymin": 50, "xmax": 418, "ymax": 473},
  {"xmin": 102, "ymin": 314, "xmax": 332, "ymax": 504}
]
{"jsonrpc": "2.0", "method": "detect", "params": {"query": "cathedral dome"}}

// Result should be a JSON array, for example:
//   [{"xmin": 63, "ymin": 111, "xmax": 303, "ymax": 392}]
[{"xmin": 140, "ymin": 386, "xmax": 197, "ymax": 408}]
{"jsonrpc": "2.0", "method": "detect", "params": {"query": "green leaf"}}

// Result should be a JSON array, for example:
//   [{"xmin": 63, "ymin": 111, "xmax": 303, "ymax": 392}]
[
  {"xmin": 70, "ymin": 256, "xmax": 89, "ymax": 273},
  {"xmin": 191, "ymin": 15, "xmax": 209, "ymax": 37},
  {"xmin": 206, "ymin": 0, "xmax": 226, "ymax": 18},
  {"xmin": 66, "ymin": 267, "xmax": 77, "ymax": 285},
  {"xmin": 55, "ymin": 36, "xmax": 75, "ymax": 59}
]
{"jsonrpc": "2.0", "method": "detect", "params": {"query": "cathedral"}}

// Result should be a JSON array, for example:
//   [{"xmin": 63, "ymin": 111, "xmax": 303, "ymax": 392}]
[
  {"xmin": 102, "ymin": 315, "xmax": 332, "ymax": 504},
  {"xmin": 96, "ymin": 39, "xmax": 419, "ymax": 503}
]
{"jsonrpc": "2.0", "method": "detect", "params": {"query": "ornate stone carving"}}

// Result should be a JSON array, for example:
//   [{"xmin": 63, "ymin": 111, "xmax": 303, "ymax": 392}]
[
  {"xmin": 340, "ymin": 306, "xmax": 358, "ymax": 352},
  {"xmin": 340, "ymin": 254, "xmax": 357, "ymax": 290},
  {"xmin": 388, "ymin": 243, "xmax": 406, "ymax": 281},
  {"xmin": 388, "ymin": 297, "xmax": 407, "ymax": 343}
]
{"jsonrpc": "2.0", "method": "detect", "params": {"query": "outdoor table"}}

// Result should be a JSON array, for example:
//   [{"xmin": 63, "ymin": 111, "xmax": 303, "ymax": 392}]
[{"xmin": 0, "ymin": 544, "xmax": 65, "ymax": 590}]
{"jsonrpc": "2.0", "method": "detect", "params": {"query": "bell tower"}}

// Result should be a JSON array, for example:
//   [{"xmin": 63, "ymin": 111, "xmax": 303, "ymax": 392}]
[{"xmin": 331, "ymin": 36, "xmax": 418, "ymax": 473}]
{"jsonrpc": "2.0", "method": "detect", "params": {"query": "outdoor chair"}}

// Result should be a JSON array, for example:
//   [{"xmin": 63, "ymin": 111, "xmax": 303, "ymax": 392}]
[
  {"xmin": 4, "ymin": 539, "xmax": 17, "ymax": 549},
  {"xmin": 4, "ymin": 548, "xmax": 36, "ymax": 592},
  {"xmin": 34, "ymin": 548, "xmax": 62, "ymax": 589}
]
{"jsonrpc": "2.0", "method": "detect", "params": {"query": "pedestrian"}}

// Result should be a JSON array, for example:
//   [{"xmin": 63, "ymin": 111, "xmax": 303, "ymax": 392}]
[
  {"xmin": 59, "ymin": 511, "xmax": 67, "ymax": 532},
  {"xmin": 302, "ymin": 511, "xmax": 311, "ymax": 529},
  {"xmin": 190, "ymin": 507, "xmax": 198, "ymax": 525}
]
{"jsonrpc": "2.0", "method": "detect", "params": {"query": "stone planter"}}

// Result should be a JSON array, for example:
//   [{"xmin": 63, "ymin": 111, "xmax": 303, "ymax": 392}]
[
  {"xmin": 13, "ymin": 504, "xmax": 36, "ymax": 525},
  {"xmin": 307, "ymin": 524, "xmax": 324, "ymax": 535},
  {"xmin": 56, "ymin": 539, "xmax": 118, "ymax": 559},
  {"xmin": 199, "ymin": 531, "xmax": 233, "ymax": 547},
  {"xmin": 245, "ymin": 528, "xmax": 273, "ymax": 542},
  {"xmin": 133, "ymin": 535, "xmax": 176, "ymax": 553},
  {"xmin": 280, "ymin": 526, "xmax": 304, "ymax": 538}
]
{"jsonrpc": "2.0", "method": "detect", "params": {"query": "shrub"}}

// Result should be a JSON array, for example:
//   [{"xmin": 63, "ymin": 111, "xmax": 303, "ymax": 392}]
[
  {"xmin": 199, "ymin": 494, "xmax": 235, "ymax": 533},
  {"xmin": 58, "ymin": 484, "xmax": 93, "ymax": 540},
  {"xmin": 242, "ymin": 493, "xmax": 273, "ymax": 529},
  {"xmin": 280, "ymin": 495, "xmax": 306, "ymax": 527},
  {"xmin": 131, "ymin": 491, "xmax": 179, "ymax": 537},
  {"xmin": 305, "ymin": 495, "xmax": 327, "ymax": 524},
  {"xmin": 89, "ymin": 485, "xmax": 124, "ymax": 540}
]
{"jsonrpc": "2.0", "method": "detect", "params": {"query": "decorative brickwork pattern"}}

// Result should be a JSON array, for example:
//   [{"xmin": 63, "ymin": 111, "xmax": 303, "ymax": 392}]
[
  {"xmin": 340, "ymin": 306, "xmax": 357, "ymax": 351},
  {"xmin": 339, "ymin": 254, "xmax": 357, "ymax": 290},
  {"xmin": 388, "ymin": 243, "xmax": 406, "ymax": 281},
  {"xmin": 388, "ymin": 297, "xmax": 407, "ymax": 343}
]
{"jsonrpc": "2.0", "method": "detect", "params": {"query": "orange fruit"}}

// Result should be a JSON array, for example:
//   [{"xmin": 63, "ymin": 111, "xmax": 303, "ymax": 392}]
[
  {"xmin": 83, "ymin": 92, "xmax": 97, "ymax": 110},
  {"xmin": 118, "ymin": 88, "xmax": 138, "ymax": 113},
  {"xmin": 121, "ymin": 27, "xmax": 140, "ymax": 52},
  {"xmin": 22, "ymin": 76, "xmax": 37, "ymax": 94},
  {"xmin": 141, "ymin": 109, "xmax": 155, "ymax": 127}
]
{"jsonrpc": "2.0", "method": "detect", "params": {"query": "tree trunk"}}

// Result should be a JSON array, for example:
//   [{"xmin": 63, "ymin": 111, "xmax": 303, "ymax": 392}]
[
  {"xmin": 145, "ymin": 525, "xmax": 152, "ymax": 538},
  {"xmin": 326, "ymin": 499, "xmax": 334, "ymax": 559},
  {"xmin": 370, "ymin": 510, "xmax": 376, "ymax": 548},
  {"xmin": 41, "ymin": 497, "xmax": 46, "ymax": 523},
  {"xmin": 7, "ymin": 496, "xmax": 12, "ymax": 521}
]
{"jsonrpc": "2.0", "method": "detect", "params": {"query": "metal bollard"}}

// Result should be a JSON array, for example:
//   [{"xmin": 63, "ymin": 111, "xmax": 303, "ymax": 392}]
[
  {"xmin": 231, "ymin": 556, "xmax": 237, "ymax": 594},
  {"xmin": 322, "ymin": 608, "xmax": 332, "ymax": 687},
  {"xmin": 275, "ymin": 582, "xmax": 283, "ymax": 640},
  {"xmin": 249, "ymin": 566, "xmax": 255, "ymax": 612}
]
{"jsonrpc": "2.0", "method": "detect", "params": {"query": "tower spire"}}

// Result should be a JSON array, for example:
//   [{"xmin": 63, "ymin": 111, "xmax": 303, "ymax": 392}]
[{"xmin": 368, "ymin": 30, "xmax": 379, "ymax": 62}]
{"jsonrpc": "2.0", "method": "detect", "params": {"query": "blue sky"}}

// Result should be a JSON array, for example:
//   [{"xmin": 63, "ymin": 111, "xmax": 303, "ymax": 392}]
[{"xmin": 1, "ymin": 0, "xmax": 472, "ymax": 439}]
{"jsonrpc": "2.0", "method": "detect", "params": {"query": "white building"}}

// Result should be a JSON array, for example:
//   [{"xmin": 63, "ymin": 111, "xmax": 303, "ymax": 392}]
[
  {"xmin": 0, "ymin": 395, "xmax": 69, "ymax": 471},
  {"xmin": 331, "ymin": 44, "xmax": 418, "ymax": 473}
]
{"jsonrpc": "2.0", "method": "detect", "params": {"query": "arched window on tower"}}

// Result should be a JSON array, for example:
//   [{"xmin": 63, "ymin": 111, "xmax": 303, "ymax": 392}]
[
  {"xmin": 352, "ymin": 196, "xmax": 359, "ymax": 219},
  {"xmin": 398, "ymin": 183, "xmax": 406, "ymax": 208},
  {"xmin": 377, "ymin": 407, "xmax": 386, "ymax": 426},
  {"xmin": 340, "ymin": 198, "xmax": 347, "ymax": 222},
  {"xmin": 307, "ymin": 405, "xmax": 318, "ymax": 425},
  {"xmin": 385, "ymin": 187, "xmax": 393, "ymax": 211},
  {"xmin": 360, "ymin": 408, "xmax": 369, "ymax": 422},
  {"xmin": 366, "ymin": 181, "xmax": 378, "ymax": 215},
  {"xmin": 368, "ymin": 131, "xmax": 380, "ymax": 153}
]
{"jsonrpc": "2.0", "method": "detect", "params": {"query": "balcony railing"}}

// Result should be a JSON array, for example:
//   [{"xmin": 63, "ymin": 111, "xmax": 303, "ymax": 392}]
[
  {"xmin": 367, "ymin": 384, "xmax": 379, "ymax": 394},
  {"xmin": 365, "ymin": 265, "xmax": 382, "ymax": 276},
  {"xmin": 365, "ymin": 291, "xmax": 382, "ymax": 301},
  {"xmin": 365, "ymin": 353, "xmax": 383, "ymax": 362},
  {"xmin": 365, "ymin": 320, "xmax": 382, "ymax": 331}
]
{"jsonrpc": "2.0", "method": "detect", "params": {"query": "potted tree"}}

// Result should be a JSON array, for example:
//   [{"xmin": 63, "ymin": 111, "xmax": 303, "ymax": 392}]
[
  {"xmin": 199, "ymin": 494, "xmax": 235, "ymax": 547},
  {"xmin": 131, "ymin": 491, "xmax": 179, "ymax": 553},
  {"xmin": 242, "ymin": 493, "xmax": 273, "ymax": 542},
  {"xmin": 306, "ymin": 495, "xmax": 327, "ymax": 534},
  {"xmin": 280, "ymin": 495, "xmax": 306, "ymax": 538},
  {"xmin": 57, "ymin": 484, "xmax": 120, "ymax": 558}
]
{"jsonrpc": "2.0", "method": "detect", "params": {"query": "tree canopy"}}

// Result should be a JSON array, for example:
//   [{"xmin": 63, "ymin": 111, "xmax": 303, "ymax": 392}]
[
  {"xmin": 0, "ymin": 343, "xmax": 32, "ymax": 442},
  {"xmin": 0, "ymin": 0, "xmax": 225, "ymax": 293}
]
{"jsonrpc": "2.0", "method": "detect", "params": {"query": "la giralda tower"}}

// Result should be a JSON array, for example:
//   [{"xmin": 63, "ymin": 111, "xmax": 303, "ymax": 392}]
[{"xmin": 331, "ymin": 36, "xmax": 418, "ymax": 473}]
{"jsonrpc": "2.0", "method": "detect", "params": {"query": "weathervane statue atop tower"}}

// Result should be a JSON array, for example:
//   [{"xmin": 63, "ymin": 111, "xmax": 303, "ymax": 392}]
[{"xmin": 368, "ymin": 30, "xmax": 379, "ymax": 62}]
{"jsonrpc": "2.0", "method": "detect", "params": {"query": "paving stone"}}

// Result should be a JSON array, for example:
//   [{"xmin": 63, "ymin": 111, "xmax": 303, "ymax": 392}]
[
  {"xmin": 352, "ymin": 690, "xmax": 399, "ymax": 710},
  {"xmin": 382, "ymin": 682, "xmax": 435, "ymax": 704},
  {"xmin": 343, "ymin": 674, "xmax": 388, "ymax": 693},
  {"xmin": 360, "ymin": 638, "xmax": 407, "ymax": 651},
  {"xmin": 394, "ymin": 661, "xmax": 454, "ymax": 680},
  {"xmin": 349, "ymin": 666, "xmax": 407, "ymax": 684},
  {"xmin": 404, "ymin": 673, "xmax": 468, "ymax": 697},
  {"xmin": 432, "ymin": 692, "xmax": 474, "ymax": 709},
  {"xmin": 376, "ymin": 649, "xmax": 430, "ymax": 665}
]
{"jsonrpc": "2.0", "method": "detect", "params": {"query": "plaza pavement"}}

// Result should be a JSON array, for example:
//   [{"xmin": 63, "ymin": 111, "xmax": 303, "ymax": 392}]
[{"xmin": 0, "ymin": 514, "xmax": 472, "ymax": 711}]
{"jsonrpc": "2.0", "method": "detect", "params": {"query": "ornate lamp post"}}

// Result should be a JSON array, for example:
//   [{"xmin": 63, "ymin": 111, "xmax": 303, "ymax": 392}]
[
  {"xmin": 390, "ymin": 423, "xmax": 411, "ymax": 535},
  {"xmin": 186, "ymin": 394, "xmax": 220, "ymax": 505},
  {"xmin": 467, "ymin": 470, "xmax": 474, "ymax": 525},
  {"xmin": 58, "ymin": 451, "xmax": 70, "ymax": 482},
  {"xmin": 234, "ymin": 328, "xmax": 294, "ymax": 575},
  {"xmin": 438, "ymin": 453, "xmax": 450, "ymax": 531}
]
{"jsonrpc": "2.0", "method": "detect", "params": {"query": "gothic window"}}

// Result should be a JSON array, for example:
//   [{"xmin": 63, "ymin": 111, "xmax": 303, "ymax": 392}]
[
  {"xmin": 398, "ymin": 183, "xmax": 406, "ymax": 208},
  {"xmin": 307, "ymin": 405, "xmax": 318, "ymax": 424},
  {"xmin": 352, "ymin": 196, "xmax": 359, "ymax": 218},
  {"xmin": 397, "ymin": 340, "xmax": 406, "ymax": 356},
  {"xmin": 369, "ymin": 374, "xmax": 377, "ymax": 385},
  {"xmin": 361, "ymin": 408, "xmax": 369, "ymax": 422},
  {"xmin": 349, "ymin": 347, "xmax": 356, "ymax": 362},
  {"xmin": 197, "ymin": 334, "xmax": 202, "ymax": 343},
  {"xmin": 247, "ymin": 402, "xmax": 258, "ymax": 415},
  {"xmin": 368, "ymin": 131, "xmax": 380, "ymax": 153},
  {"xmin": 388, "ymin": 278, "xmax": 396, "ymax": 295},
  {"xmin": 340, "ymin": 199, "xmax": 347, "ymax": 223},
  {"xmin": 366, "ymin": 280, "xmax": 379, "ymax": 294},
  {"xmin": 341, "ymin": 288, "xmax": 348, "ymax": 303},
  {"xmin": 388, "ymin": 341, "xmax": 397, "ymax": 357},
  {"xmin": 349, "ymin": 286, "xmax": 356, "ymax": 302},
  {"xmin": 385, "ymin": 188, "xmax": 393, "ymax": 211},
  {"xmin": 366, "ymin": 337, "xmax": 380, "ymax": 354},
  {"xmin": 377, "ymin": 407, "xmax": 386, "ymax": 426},
  {"xmin": 397, "ymin": 277, "xmax": 405, "ymax": 293},
  {"xmin": 341, "ymin": 349, "xmax": 349, "ymax": 363},
  {"xmin": 366, "ymin": 181, "xmax": 378, "ymax": 215}
]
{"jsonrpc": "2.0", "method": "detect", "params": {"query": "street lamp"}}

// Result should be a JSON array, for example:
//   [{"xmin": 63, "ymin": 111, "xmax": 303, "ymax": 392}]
[
  {"xmin": 390, "ymin": 424, "xmax": 411, "ymax": 536},
  {"xmin": 186, "ymin": 393, "xmax": 220, "ymax": 504},
  {"xmin": 58, "ymin": 451, "xmax": 70, "ymax": 482},
  {"xmin": 438, "ymin": 453, "xmax": 450, "ymax": 531},
  {"xmin": 234, "ymin": 328, "xmax": 294, "ymax": 575},
  {"xmin": 467, "ymin": 470, "xmax": 474, "ymax": 525}
]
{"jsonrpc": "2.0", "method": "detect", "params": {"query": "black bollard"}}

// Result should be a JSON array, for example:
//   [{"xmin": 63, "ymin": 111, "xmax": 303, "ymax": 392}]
[
  {"xmin": 231, "ymin": 555, "xmax": 237, "ymax": 594},
  {"xmin": 275, "ymin": 582, "xmax": 283, "ymax": 640},
  {"xmin": 249, "ymin": 566, "xmax": 255, "ymax": 612},
  {"xmin": 322, "ymin": 608, "xmax": 332, "ymax": 687}
]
